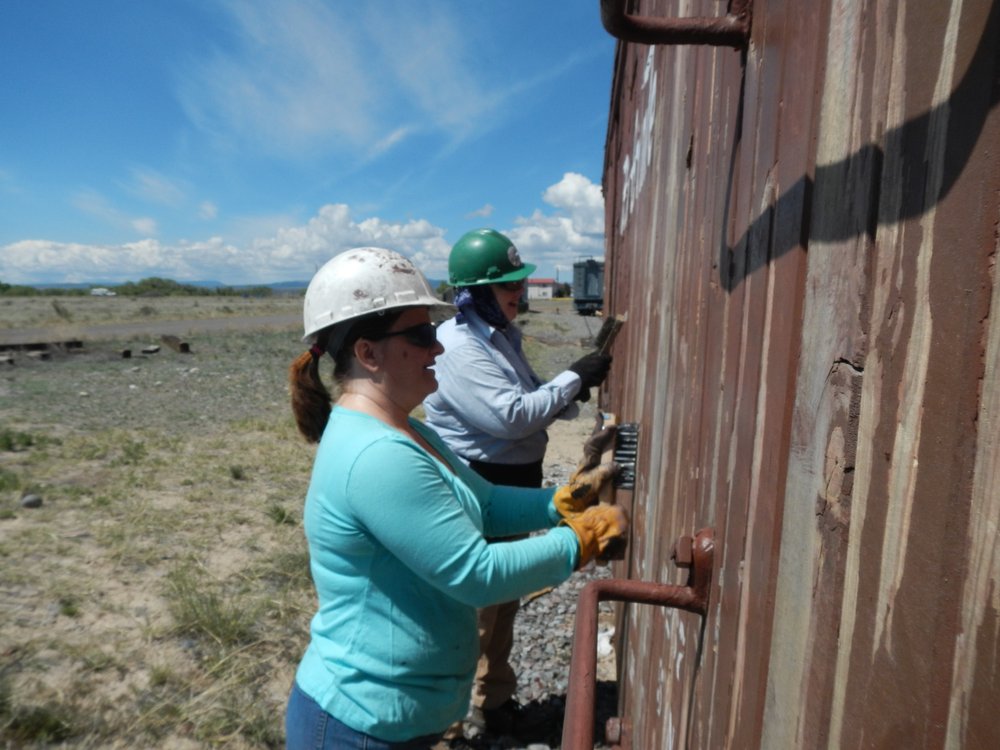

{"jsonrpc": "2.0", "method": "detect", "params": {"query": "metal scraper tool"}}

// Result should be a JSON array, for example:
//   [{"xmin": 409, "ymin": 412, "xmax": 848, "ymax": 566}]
[{"xmin": 612, "ymin": 422, "xmax": 639, "ymax": 490}]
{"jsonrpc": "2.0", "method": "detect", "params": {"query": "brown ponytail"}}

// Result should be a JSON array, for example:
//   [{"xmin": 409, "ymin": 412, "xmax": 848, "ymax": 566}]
[
  {"xmin": 289, "ymin": 343, "xmax": 333, "ymax": 443},
  {"xmin": 289, "ymin": 309, "xmax": 404, "ymax": 443}
]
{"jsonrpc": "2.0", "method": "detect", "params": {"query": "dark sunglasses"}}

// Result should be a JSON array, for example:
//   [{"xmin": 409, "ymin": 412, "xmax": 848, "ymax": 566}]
[
  {"xmin": 371, "ymin": 322, "xmax": 438, "ymax": 348},
  {"xmin": 497, "ymin": 279, "xmax": 525, "ymax": 292}
]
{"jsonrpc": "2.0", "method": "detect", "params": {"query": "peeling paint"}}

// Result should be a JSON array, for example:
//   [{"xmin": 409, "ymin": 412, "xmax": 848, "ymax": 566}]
[
  {"xmin": 619, "ymin": 47, "xmax": 657, "ymax": 237},
  {"xmin": 945, "ymin": 198, "xmax": 1000, "ymax": 749}
]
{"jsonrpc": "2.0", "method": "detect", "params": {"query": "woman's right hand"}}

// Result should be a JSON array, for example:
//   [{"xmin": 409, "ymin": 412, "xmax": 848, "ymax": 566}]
[
  {"xmin": 560, "ymin": 504, "xmax": 629, "ymax": 567},
  {"xmin": 568, "ymin": 352, "xmax": 612, "ymax": 402}
]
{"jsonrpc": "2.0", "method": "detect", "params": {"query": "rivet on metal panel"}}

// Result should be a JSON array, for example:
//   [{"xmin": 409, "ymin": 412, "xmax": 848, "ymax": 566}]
[
  {"xmin": 605, "ymin": 716, "xmax": 622, "ymax": 744},
  {"xmin": 605, "ymin": 715, "xmax": 631, "ymax": 745},
  {"xmin": 600, "ymin": 0, "xmax": 753, "ymax": 49}
]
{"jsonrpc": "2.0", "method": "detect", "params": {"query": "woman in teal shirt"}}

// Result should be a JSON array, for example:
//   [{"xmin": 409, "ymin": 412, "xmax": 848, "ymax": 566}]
[{"xmin": 285, "ymin": 247, "xmax": 627, "ymax": 749}]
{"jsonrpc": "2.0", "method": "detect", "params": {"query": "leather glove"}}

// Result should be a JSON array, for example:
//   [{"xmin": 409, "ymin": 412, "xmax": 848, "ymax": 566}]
[
  {"xmin": 552, "ymin": 462, "xmax": 618, "ymax": 519},
  {"xmin": 561, "ymin": 504, "xmax": 629, "ymax": 568},
  {"xmin": 568, "ymin": 353, "xmax": 612, "ymax": 401},
  {"xmin": 573, "ymin": 414, "xmax": 617, "ymax": 477}
]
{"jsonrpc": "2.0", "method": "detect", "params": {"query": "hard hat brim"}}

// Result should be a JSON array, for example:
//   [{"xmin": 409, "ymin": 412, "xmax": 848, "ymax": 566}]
[
  {"xmin": 451, "ymin": 262, "xmax": 536, "ymax": 287},
  {"xmin": 303, "ymin": 299, "xmax": 455, "ymax": 343}
]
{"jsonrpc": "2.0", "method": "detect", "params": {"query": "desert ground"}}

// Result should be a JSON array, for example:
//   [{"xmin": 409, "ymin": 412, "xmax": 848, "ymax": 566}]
[{"xmin": 0, "ymin": 295, "xmax": 608, "ymax": 748}]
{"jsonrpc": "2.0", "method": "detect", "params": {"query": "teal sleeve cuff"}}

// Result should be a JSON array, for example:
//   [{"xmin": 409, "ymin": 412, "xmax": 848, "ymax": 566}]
[
  {"xmin": 551, "ymin": 524, "xmax": 580, "ymax": 570},
  {"xmin": 546, "ymin": 497, "xmax": 563, "ymax": 526}
]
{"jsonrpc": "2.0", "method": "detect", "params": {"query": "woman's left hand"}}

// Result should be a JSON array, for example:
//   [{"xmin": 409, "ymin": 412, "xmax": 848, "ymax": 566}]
[
  {"xmin": 552, "ymin": 462, "xmax": 619, "ymax": 518},
  {"xmin": 574, "ymin": 416, "xmax": 617, "ymax": 475}
]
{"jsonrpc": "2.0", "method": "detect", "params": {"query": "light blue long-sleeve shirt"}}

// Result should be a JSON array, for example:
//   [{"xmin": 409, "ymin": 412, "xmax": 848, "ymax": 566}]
[
  {"xmin": 422, "ymin": 310, "xmax": 581, "ymax": 464},
  {"xmin": 294, "ymin": 406, "xmax": 580, "ymax": 741}
]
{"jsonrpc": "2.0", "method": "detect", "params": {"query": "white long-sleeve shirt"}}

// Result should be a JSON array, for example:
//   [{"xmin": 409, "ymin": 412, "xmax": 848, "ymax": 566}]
[{"xmin": 423, "ymin": 309, "xmax": 580, "ymax": 464}]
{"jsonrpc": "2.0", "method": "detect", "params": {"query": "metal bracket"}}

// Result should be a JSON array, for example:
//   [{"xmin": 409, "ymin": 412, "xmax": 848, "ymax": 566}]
[
  {"xmin": 561, "ymin": 527, "xmax": 715, "ymax": 749},
  {"xmin": 600, "ymin": 0, "xmax": 753, "ymax": 49}
]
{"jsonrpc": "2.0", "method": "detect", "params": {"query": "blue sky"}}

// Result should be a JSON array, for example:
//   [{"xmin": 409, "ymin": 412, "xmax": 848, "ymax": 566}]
[{"xmin": 0, "ymin": 1, "xmax": 615, "ymax": 286}]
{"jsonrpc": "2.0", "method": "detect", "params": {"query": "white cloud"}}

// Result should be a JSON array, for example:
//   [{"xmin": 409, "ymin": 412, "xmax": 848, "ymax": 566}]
[
  {"xmin": 0, "ymin": 203, "xmax": 450, "ymax": 285},
  {"xmin": 71, "ymin": 189, "xmax": 159, "ymax": 237},
  {"xmin": 131, "ymin": 217, "xmax": 158, "ymax": 236},
  {"xmin": 199, "ymin": 201, "xmax": 218, "ymax": 220},
  {"xmin": 250, "ymin": 204, "xmax": 451, "ymax": 278},
  {"xmin": 176, "ymin": 1, "xmax": 378, "ymax": 156},
  {"xmin": 0, "ymin": 239, "xmax": 180, "ymax": 284},
  {"xmin": 364, "ymin": 4, "xmax": 494, "ymax": 136},
  {"xmin": 128, "ymin": 168, "xmax": 186, "ymax": 207},
  {"xmin": 70, "ymin": 190, "xmax": 119, "ymax": 223},
  {"xmin": 0, "ymin": 173, "xmax": 603, "ymax": 286},
  {"xmin": 465, "ymin": 204, "xmax": 494, "ymax": 219},
  {"xmin": 368, "ymin": 127, "xmax": 414, "ymax": 160},
  {"xmin": 504, "ymin": 173, "xmax": 604, "ymax": 274},
  {"xmin": 175, "ymin": 1, "xmax": 501, "ymax": 160},
  {"xmin": 541, "ymin": 172, "xmax": 604, "ymax": 234}
]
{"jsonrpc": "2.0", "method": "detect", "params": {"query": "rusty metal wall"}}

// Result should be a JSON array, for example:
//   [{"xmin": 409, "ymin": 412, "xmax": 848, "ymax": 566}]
[{"xmin": 599, "ymin": 1, "xmax": 1000, "ymax": 748}]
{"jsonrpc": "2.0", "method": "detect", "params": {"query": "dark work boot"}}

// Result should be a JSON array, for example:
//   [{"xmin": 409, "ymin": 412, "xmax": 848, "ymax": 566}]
[{"xmin": 482, "ymin": 698, "xmax": 548, "ymax": 739}]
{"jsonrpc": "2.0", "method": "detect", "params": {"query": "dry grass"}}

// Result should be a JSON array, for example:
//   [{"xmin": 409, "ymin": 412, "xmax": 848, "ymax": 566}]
[
  {"xmin": 1, "ymin": 319, "xmax": 314, "ymax": 749},
  {"xmin": 0, "ymin": 294, "xmax": 302, "ymax": 331},
  {"xmin": 0, "ymin": 297, "xmax": 595, "ymax": 748}
]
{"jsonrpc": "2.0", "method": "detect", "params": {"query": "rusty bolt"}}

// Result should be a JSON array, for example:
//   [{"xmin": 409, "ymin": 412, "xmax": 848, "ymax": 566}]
[
  {"xmin": 606, "ymin": 716, "xmax": 623, "ymax": 744},
  {"xmin": 672, "ymin": 535, "xmax": 693, "ymax": 567}
]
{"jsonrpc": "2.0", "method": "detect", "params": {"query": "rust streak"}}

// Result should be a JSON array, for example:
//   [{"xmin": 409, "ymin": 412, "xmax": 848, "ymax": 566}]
[{"xmin": 946, "ymin": 200, "xmax": 1000, "ymax": 749}]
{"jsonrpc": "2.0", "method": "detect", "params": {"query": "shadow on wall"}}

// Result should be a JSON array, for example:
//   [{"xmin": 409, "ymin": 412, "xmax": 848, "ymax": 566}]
[{"xmin": 720, "ymin": 0, "xmax": 1000, "ymax": 291}]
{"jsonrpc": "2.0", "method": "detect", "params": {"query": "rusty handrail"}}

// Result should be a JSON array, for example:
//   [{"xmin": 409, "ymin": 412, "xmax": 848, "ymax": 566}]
[
  {"xmin": 600, "ymin": 0, "xmax": 752, "ymax": 49},
  {"xmin": 561, "ymin": 528, "xmax": 715, "ymax": 750}
]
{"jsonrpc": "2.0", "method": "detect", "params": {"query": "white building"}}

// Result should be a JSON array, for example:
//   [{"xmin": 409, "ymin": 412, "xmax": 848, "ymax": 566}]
[{"xmin": 526, "ymin": 278, "xmax": 555, "ymax": 300}]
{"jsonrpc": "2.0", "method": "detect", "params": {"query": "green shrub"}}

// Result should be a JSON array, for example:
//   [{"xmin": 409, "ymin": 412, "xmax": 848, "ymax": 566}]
[
  {"xmin": 265, "ymin": 503, "xmax": 296, "ymax": 525},
  {"xmin": 0, "ymin": 468, "xmax": 19, "ymax": 493},
  {"xmin": 58, "ymin": 595, "xmax": 81, "ymax": 618},
  {"xmin": 0, "ymin": 429, "xmax": 35, "ymax": 452},
  {"xmin": 0, "ymin": 674, "xmax": 76, "ymax": 744},
  {"xmin": 119, "ymin": 440, "xmax": 147, "ymax": 465}
]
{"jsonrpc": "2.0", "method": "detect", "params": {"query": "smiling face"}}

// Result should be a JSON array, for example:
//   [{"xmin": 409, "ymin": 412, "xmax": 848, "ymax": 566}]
[
  {"xmin": 490, "ymin": 280, "xmax": 525, "ymax": 322},
  {"xmin": 376, "ymin": 306, "xmax": 445, "ymax": 409}
]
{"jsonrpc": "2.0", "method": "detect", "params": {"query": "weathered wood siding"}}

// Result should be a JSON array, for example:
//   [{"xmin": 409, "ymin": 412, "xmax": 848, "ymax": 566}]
[{"xmin": 600, "ymin": 1, "xmax": 1000, "ymax": 747}]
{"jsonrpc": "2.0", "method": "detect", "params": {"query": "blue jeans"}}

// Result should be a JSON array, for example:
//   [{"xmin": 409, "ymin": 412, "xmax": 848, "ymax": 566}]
[{"xmin": 285, "ymin": 681, "xmax": 444, "ymax": 750}]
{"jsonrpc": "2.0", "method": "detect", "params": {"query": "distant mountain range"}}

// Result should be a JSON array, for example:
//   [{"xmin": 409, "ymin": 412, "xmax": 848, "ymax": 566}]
[
  {"xmin": 32, "ymin": 278, "xmax": 447, "ymax": 291},
  {"xmin": 32, "ymin": 279, "xmax": 308, "ymax": 291}
]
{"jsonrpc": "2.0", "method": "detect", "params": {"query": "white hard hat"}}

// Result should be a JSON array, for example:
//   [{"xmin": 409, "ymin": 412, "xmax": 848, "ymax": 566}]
[{"xmin": 302, "ymin": 247, "xmax": 455, "ymax": 342}]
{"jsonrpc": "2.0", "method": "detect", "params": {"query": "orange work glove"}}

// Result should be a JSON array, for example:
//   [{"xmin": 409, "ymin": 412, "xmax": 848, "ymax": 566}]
[
  {"xmin": 552, "ymin": 462, "xmax": 618, "ymax": 519},
  {"xmin": 560, "ymin": 504, "xmax": 629, "ymax": 568},
  {"xmin": 573, "ymin": 415, "xmax": 617, "ymax": 477}
]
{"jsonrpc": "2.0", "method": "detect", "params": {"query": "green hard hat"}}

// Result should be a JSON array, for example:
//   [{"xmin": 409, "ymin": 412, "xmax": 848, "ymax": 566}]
[{"xmin": 448, "ymin": 228, "xmax": 536, "ymax": 286}]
